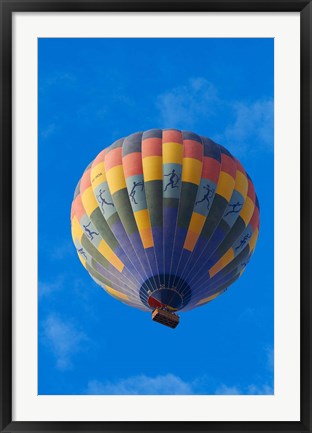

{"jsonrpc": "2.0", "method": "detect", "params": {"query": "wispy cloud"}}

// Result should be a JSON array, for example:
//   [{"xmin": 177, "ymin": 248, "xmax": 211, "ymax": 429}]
[
  {"xmin": 215, "ymin": 345, "xmax": 274, "ymax": 395},
  {"xmin": 246, "ymin": 384, "xmax": 273, "ymax": 395},
  {"xmin": 41, "ymin": 314, "xmax": 87, "ymax": 370},
  {"xmin": 41, "ymin": 72, "xmax": 76, "ymax": 89},
  {"xmin": 156, "ymin": 78, "xmax": 219, "ymax": 129},
  {"xmin": 215, "ymin": 384, "xmax": 241, "ymax": 395},
  {"xmin": 215, "ymin": 383, "xmax": 273, "ymax": 395},
  {"xmin": 50, "ymin": 241, "xmax": 75, "ymax": 260},
  {"xmin": 39, "ymin": 277, "xmax": 64, "ymax": 298},
  {"xmin": 221, "ymin": 99, "xmax": 273, "ymax": 154},
  {"xmin": 86, "ymin": 373, "xmax": 274, "ymax": 395},
  {"xmin": 86, "ymin": 373, "xmax": 194, "ymax": 395},
  {"xmin": 265, "ymin": 345, "xmax": 274, "ymax": 374},
  {"xmin": 156, "ymin": 77, "xmax": 273, "ymax": 155},
  {"xmin": 40, "ymin": 123, "xmax": 56, "ymax": 139}
]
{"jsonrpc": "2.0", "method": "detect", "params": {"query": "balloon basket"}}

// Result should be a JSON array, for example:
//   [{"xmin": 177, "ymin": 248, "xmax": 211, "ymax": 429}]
[{"xmin": 151, "ymin": 308, "xmax": 180, "ymax": 328}]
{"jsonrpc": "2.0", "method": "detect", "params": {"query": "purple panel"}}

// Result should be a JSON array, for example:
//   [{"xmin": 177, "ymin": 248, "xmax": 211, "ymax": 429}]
[
  {"xmin": 151, "ymin": 226, "xmax": 164, "ymax": 277},
  {"xmin": 93, "ymin": 261, "xmax": 136, "ymax": 294},
  {"xmin": 163, "ymin": 207, "xmax": 178, "ymax": 275},
  {"xmin": 172, "ymin": 249, "xmax": 191, "ymax": 283},
  {"xmin": 129, "ymin": 231, "xmax": 154, "ymax": 283},
  {"xmin": 111, "ymin": 220, "xmax": 146, "ymax": 279},
  {"xmin": 145, "ymin": 247, "xmax": 161, "ymax": 288},
  {"xmin": 114, "ymin": 245, "xmax": 144, "ymax": 285},
  {"xmin": 168, "ymin": 227, "xmax": 187, "ymax": 286},
  {"xmin": 176, "ymin": 235, "xmax": 208, "ymax": 284}
]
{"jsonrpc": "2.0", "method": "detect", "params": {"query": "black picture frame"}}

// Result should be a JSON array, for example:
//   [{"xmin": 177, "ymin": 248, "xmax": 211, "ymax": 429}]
[{"xmin": 1, "ymin": 1, "xmax": 311, "ymax": 432}]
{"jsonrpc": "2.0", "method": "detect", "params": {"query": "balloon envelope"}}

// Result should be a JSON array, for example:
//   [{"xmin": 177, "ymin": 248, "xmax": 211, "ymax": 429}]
[{"xmin": 71, "ymin": 129, "xmax": 260, "ymax": 315}]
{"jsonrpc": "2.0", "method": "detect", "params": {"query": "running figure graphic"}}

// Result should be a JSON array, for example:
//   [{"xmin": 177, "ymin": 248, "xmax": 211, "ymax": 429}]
[
  {"xmin": 129, "ymin": 181, "xmax": 144, "ymax": 205},
  {"xmin": 77, "ymin": 247, "xmax": 87, "ymax": 260},
  {"xmin": 195, "ymin": 184, "xmax": 214, "ymax": 209},
  {"xmin": 96, "ymin": 188, "xmax": 114, "ymax": 211},
  {"xmin": 83, "ymin": 222, "xmax": 99, "ymax": 241},
  {"xmin": 235, "ymin": 233, "xmax": 251, "ymax": 251},
  {"xmin": 240, "ymin": 258, "xmax": 250, "ymax": 269},
  {"xmin": 224, "ymin": 201, "xmax": 243, "ymax": 217},
  {"xmin": 163, "ymin": 169, "xmax": 180, "ymax": 191}
]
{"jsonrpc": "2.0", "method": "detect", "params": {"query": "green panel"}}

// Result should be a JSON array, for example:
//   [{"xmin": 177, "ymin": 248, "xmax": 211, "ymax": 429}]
[
  {"xmin": 201, "ymin": 194, "xmax": 228, "ymax": 240},
  {"xmin": 163, "ymin": 197, "xmax": 179, "ymax": 209},
  {"xmin": 81, "ymin": 234, "xmax": 110, "ymax": 270},
  {"xmin": 86, "ymin": 260, "xmax": 113, "ymax": 286},
  {"xmin": 145, "ymin": 180, "xmax": 163, "ymax": 227},
  {"xmin": 107, "ymin": 211, "xmax": 119, "ymax": 227},
  {"xmin": 215, "ymin": 217, "xmax": 246, "ymax": 259},
  {"xmin": 112, "ymin": 189, "xmax": 138, "ymax": 235},
  {"xmin": 90, "ymin": 207, "xmax": 119, "ymax": 250},
  {"xmin": 177, "ymin": 182, "xmax": 198, "ymax": 229}
]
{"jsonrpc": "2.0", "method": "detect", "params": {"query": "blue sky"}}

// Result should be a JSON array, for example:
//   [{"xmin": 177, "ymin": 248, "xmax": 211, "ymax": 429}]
[{"xmin": 38, "ymin": 38, "xmax": 274, "ymax": 395}]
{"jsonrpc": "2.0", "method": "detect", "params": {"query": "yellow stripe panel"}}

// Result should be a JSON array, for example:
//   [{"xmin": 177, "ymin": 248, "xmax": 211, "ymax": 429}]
[
  {"xmin": 163, "ymin": 142, "xmax": 183, "ymax": 164},
  {"xmin": 71, "ymin": 216, "xmax": 84, "ymax": 242},
  {"xmin": 188, "ymin": 212, "xmax": 206, "ymax": 234},
  {"xmin": 209, "ymin": 249, "xmax": 235, "ymax": 278},
  {"xmin": 184, "ymin": 213, "xmax": 206, "ymax": 251},
  {"xmin": 235, "ymin": 170, "xmax": 248, "ymax": 197},
  {"xmin": 184, "ymin": 231, "xmax": 199, "ymax": 252},
  {"xmin": 91, "ymin": 162, "xmax": 106, "ymax": 187},
  {"xmin": 216, "ymin": 171, "xmax": 235, "ymax": 201},
  {"xmin": 134, "ymin": 209, "xmax": 154, "ymax": 248},
  {"xmin": 77, "ymin": 253, "xmax": 87, "ymax": 269},
  {"xmin": 240, "ymin": 197, "xmax": 255, "ymax": 225},
  {"xmin": 106, "ymin": 165, "xmax": 126, "ymax": 194},
  {"xmin": 182, "ymin": 158, "xmax": 202, "ymax": 185},
  {"xmin": 143, "ymin": 156, "xmax": 162, "ymax": 181},
  {"xmin": 138, "ymin": 227, "xmax": 154, "ymax": 249},
  {"xmin": 134, "ymin": 209, "xmax": 151, "ymax": 230},
  {"xmin": 249, "ymin": 228, "xmax": 259, "ymax": 252},
  {"xmin": 98, "ymin": 240, "xmax": 124, "ymax": 272},
  {"xmin": 81, "ymin": 187, "xmax": 98, "ymax": 216},
  {"xmin": 105, "ymin": 284, "xmax": 129, "ymax": 301},
  {"xmin": 196, "ymin": 292, "xmax": 220, "ymax": 306}
]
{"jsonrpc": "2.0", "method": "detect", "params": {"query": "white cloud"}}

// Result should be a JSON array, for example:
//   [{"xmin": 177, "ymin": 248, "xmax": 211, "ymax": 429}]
[
  {"xmin": 222, "ymin": 99, "xmax": 273, "ymax": 154},
  {"xmin": 41, "ymin": 123, "xmax": 56, "ymax": 139},
  {"xmin": 86, "ymin": 373, "xmax": 194, "ymax": 395},
  {"xmin": 85, "ymin": 373, "xmax": 274, "ymax": 395},
  {"xmin": 215, "ymin": 384, "xmax": 241, "ymax": 395},
  {"xmin": 215, "ymin": 383, "xmax": 273, "ymax": 395},
  {"xmin": 265, "ymin": 345, "xmax": 274, "ymax": 373},
  {"xmin": 156, "ymin": 78, "xmax": 273, "ymax": 155},
  {"xmin": 247, "ymin": 384, "xmax": 273, "ymax": 395},
  {"xmin": 42, "ymin": 72, "xmax": 76, "ymax": 88},
  {"xmin": 39, "ymin": 277, "xmax": 64, "ymax": 298},
  {"xmin": 41, "ymin": 314, "xmax": 87, "ymax": 370},
  {"xmin": 156, "ymin": 78, "xmax": 219, "ymax": 129},
  {"xmin": 50, "ymin": 241, "xmax": 75, "ymax": 260}
]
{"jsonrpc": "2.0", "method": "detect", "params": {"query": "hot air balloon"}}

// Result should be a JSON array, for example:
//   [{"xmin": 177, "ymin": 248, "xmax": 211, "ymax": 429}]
[{"xmin": 71, "ymin": 129, "xmax": 260, "ymax": 328}]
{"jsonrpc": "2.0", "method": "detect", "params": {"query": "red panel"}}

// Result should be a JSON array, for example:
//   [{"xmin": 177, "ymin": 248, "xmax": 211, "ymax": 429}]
[
  {"xmin": 183, "ymin": 140, "xmax": 203, "ymax": 161},
  {"xmin": 142, "ymin": 138, "xmax": 162, "ymax": 157},
  {"xmin": 104, "ymin": 147, "xmax": 122, "ymax": 171},
  {"xmin": 148, "ymin": 296, "xmax": 166, "ymax": 309},
  {"xmin": 80, "ymin": 168, "xmax": 91, "ymax": 193},
  {"xmin": 122, "ymin": 152, "xmax": 143, "ymax": 177},
  {"xmin": 247, "ymin": 179, "xmax": 256, "ymax": 201},
  {"xmin": 162, "ymin": 129, "xmax": 182, "ymax": 144},
  {"xmin": 92, "ymin": 148, "xmax": 106, "ymax": 167},
  {"xmin": 250, "ymin": 207, "xmax": 260, "ymax": 230},
  {"xmin": 235, "ymin": 158, "xmax": 245, "ymax": 174},
  {"xmin": 71, "ymin": 195, "xmax": 85, "ymax": 221},
  {"xmin": 201, "ymin": 156, "xmax": 220, "ymax": 183},
  {"xmin": 220, "ymin": 153, "xmax": 236, "ymax": 178}
]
